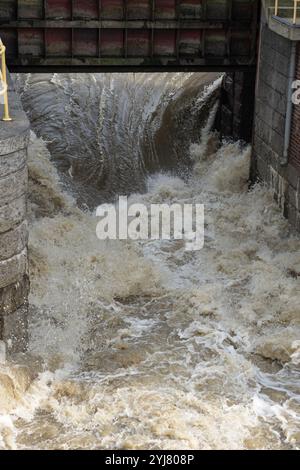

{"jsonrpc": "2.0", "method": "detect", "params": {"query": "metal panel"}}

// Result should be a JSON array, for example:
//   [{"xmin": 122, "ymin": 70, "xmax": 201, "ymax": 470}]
[
  {"xmin": 127, "ymin": 30, "xmax": 150, "ymax": 56},
  {"xmin": 231, "ymin": 31, "xmax": 251, "ymax": 56},
  {"xmin": 101, "ymin": 29, "xmax": 124, "ymax": 56},
  {"xmin": 0, "ymin": 1, "xmax": 17, "ymax": 20},
  {"xmin": 127, "ymin": 0, "xmax": 151, "ymax": 19},
  {"xmin": 46, "ymin": 28, "xmax": 72, "ymax": 56},
  {"xmin": 206, "ymin": 0, "xmax": 229, "ymax": 20},
  {"xmin": 18, "ymin": 28, "xmax": 44, "ymax": 55},
  {"xmin": 179, "ymin": 30, "xmax": 202, "ymax": 56},
  {"xmin": 0, "ymin": 0, "xmax": 259, "ymax": 71},
  {"xmin": 155, "ymin": 0, "xmax": 176, "ymax": 19},
  {"xmin": 101, "ymin": 0, "xmax": 124, "ymax": 19},
  {"xmin": 0, "ymin": 30, "xmax": 17, "ymax": 58},
  {"xmin": 180, "ymin": 1, "xmax": 203, "ymax": 18},
  {"xmin": 73, "ymin": 1, "xmax": 99, "ymax": 19},
  {"xmin": 154, "ymin": 30, "xmax": 176, "ymax": 56},
  {"xmin": 73, "ymin": 29, "xmax": 98, "ymax": 56},
  {"xmin": 232, "ymin": 0, "xmax": 255, "ymax": 20},
  {"xmin": 18, "ymin": 0, "xmax": 43, "ymax": 18},
  {"xmin": 205, "ymin": 30, "xmax": 227, "ymax": 57},
  {"xmin": 46, "ymin": 0, "xmax": 72, "ymax": 19}
]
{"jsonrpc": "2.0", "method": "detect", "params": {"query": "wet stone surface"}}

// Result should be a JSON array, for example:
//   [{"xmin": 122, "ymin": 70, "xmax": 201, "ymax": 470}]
[{"xmin": 0, "ymin": 71, "xmax": 29, "ymax": 352}]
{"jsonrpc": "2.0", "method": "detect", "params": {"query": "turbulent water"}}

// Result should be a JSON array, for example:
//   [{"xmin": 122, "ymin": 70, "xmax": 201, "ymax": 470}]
[
  {"xmin": 14, "ymin": 73, "xmax": 218, "ymax": 207},
  {"xmin": 0, "ymin": 73, "xmax": 300, "ymax": 450}
]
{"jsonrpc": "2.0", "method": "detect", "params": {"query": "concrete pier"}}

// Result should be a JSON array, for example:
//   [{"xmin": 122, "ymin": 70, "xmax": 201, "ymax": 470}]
[{"xmin": 0, "ymin": 74, "xmax": 29, "ymax": 353}]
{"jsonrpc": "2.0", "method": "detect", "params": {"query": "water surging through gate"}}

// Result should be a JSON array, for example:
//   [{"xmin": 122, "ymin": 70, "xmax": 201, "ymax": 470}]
[{"xmin": 0, "ymin": 72, "xmax": 299, "ymax": 450}]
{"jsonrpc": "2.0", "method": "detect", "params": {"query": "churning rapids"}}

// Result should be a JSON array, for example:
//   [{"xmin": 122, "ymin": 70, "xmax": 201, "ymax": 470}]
[{"xmin": 0, "ymin": 73, "xmax": 299, "ymax": 450}]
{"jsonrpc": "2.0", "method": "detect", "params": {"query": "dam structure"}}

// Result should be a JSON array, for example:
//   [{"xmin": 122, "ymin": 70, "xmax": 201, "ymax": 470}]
[
  {"xmin": 0, "ymin": 0, "xmax": 258, "ymax": 71},
  {"xmin": 0, "ymin": 0, "xmax": 299, "ymax": 374},
  {"xmin": 0, "ymin": 2, "xmax": 299, "ymax": 451},
  {"xmin": 0, "ymin": 0, "xmax": 260, "ymax": 353},
  {"xmin": 2, "ymin": 1, "xmax": 300, "ymax": 230}
]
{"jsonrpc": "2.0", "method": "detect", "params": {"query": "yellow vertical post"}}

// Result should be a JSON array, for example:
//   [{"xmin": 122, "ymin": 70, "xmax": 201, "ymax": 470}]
[
  {"xmin": 0, "ymin": 39, "xmax": 12, "ymax": 122},
  {"xmin": 293, "ymin": 1, "xmax": 298, "ymax": 24},
  {"xmin": 275, "ymin": 0, "xmax": 279, "ymax": 16}
]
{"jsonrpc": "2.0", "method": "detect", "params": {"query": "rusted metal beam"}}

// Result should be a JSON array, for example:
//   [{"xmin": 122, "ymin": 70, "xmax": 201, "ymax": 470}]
[{"xmin": 0, "ymin": 0, "xmax": 259, "ymax": 71}]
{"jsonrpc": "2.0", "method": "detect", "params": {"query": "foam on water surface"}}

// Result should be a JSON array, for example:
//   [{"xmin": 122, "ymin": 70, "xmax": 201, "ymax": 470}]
[{"xmin": 0, "ymin": 73, "xmax": 299, "ymax": 450}]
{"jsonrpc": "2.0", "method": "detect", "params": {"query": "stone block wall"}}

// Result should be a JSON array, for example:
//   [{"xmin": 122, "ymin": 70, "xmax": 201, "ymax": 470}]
[
  {"xmin": 252, "ymin": 15, "xmax": 300, "ymax": 231},
  {"xmin": 0, "ymin": 74, "xmax": 29, "ymax": 354},
  {"xmin": 287, "ymin": 44, "xmax": 300, "ymax": 228}
]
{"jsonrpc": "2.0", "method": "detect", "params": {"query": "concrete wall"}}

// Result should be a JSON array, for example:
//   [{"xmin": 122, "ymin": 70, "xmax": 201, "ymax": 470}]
[
  {"xmin": 252, "ymin": 13, "xmax": 300, "ymax": 231},
  {"xmin": 0, "ymin": 74, "xmax": 29, "ymax": 353}
]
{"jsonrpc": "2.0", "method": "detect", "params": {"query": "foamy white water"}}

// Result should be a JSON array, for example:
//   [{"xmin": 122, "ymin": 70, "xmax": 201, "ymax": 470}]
[{"xmin": 0, "ymin": 73, "xmax": 299, "ymax": 450}]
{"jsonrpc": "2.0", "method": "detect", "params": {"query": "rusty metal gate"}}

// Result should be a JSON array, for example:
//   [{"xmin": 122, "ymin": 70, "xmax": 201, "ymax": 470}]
[{"xmin": 0, "ymin": 1, "xmax": 259, "ymax": 71}]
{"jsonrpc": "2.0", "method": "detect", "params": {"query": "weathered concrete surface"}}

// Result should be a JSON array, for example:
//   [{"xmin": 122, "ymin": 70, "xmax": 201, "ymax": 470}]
[
  {"xmin": 263, "ymin": 0, "xmax": 300, "ymax": 43},
  {"xmin": 0, "ymin": 72, "xmax": 30, "ymax": 353},
  {"xmin": 252, "ymin": 11, "xmax": 300, "ymax": 232},
  {"xmin": 268, "ymin": 17, "xmax": 300, "ymax": 42},
  {"xmin": 0, "ymin": 220, "xmax": 28, "ymax": 261}
]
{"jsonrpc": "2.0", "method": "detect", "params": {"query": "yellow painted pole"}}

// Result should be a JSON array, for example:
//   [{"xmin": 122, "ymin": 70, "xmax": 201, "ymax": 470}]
[
  {"xmin": 275, "ymin": 0, "xmax": 279, "ymax": 16},
  {"xmin": 293, "ymin": 0, "xmax": 299, "ymax": 24},
  {"xmin": 0, "ymin": 39, "xmax": 12, "ymax": 122}
]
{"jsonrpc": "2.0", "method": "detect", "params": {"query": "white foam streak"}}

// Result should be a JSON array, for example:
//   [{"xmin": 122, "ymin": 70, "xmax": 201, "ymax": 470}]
[{"xmin": 0, "ymin": 73, "xmax": 299, "ymax": 450}]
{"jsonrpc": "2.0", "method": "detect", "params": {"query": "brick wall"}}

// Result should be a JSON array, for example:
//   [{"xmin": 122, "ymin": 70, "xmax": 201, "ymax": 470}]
[
  {"xmin": 252, "ymin": 19, "xmax": 300, "ymax": 231},
  {"xmin": 289, "ymin": 44, "xmax": 300, "ymax": 172}
]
